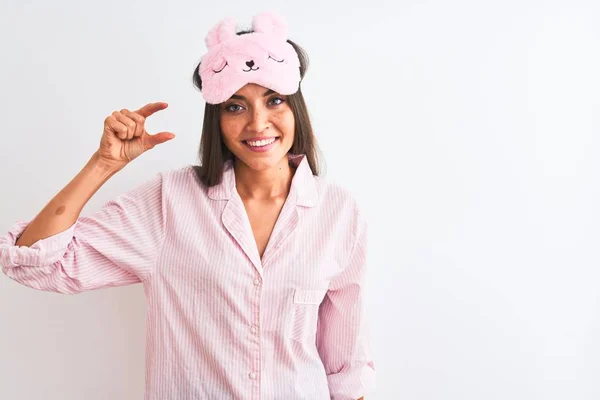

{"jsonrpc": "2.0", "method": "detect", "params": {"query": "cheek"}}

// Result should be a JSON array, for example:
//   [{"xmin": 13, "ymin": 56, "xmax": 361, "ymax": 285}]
[
  {"xmin": 277, "ymin": 111, "xmax": 295, "ymax": 134},
  {"xmin": 219, "ymin": 118, "xmax": 242, "ymax": 142}
]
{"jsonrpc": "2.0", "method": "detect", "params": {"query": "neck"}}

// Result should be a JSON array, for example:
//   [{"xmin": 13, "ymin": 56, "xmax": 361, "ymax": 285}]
[{"xmin": 234, "ymin": 157, "xmax": 296, "ymax": 201}]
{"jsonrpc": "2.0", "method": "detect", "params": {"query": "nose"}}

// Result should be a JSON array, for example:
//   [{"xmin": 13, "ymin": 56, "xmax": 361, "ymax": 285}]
[
  {"xmin": 245, "ymin": 60, "xmax": 255, "ymax": 68},
  {"xmin": 247, "ymin": 107, "xmax": 269, "ymax": 133}
]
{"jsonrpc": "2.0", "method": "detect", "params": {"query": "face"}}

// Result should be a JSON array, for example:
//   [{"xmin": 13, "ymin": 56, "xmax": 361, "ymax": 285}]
[{"xmin": 219, "ymin": 83, "xmax": 295, "ymax": 172}]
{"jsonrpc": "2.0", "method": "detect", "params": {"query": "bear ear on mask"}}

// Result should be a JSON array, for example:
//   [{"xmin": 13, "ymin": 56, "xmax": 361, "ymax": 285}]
[{"xmin": 198, "ymin": 11, "xmax": 301, "ymax": 105}]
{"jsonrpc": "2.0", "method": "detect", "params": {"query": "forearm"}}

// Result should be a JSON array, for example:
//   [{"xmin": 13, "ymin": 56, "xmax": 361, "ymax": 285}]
[{"xmin": 15, "ymin": 152, "xmax": 120, "ymax": 247}]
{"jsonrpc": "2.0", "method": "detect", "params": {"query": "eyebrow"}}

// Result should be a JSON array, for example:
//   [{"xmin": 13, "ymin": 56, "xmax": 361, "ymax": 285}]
[{"xmin": 229, "ymin": 89, "xmax": 275, "ymax": 101}]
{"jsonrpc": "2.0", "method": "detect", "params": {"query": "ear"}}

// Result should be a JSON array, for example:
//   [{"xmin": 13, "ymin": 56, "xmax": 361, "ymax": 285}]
[
  {"xmin": 252, "ymin": 11, "xmax": 288, "ymax": 40},
  {"xmin": 205, "ymin": 17, "xmax": 237, "ymax": 49}
]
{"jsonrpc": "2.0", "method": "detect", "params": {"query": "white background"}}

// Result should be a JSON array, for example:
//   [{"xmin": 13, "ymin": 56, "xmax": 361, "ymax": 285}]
[{"xmin": 1, "ymin": 0, "xmax": 599, "ymax": 399}]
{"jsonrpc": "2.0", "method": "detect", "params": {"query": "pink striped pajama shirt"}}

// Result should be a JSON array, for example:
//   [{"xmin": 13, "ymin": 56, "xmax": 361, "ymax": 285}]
[{"xmin": 0, "ymin": 153, "xmax": 376, "ymax": 399}]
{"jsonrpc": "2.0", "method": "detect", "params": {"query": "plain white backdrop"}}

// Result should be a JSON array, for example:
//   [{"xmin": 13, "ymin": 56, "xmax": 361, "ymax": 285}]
[{"xmin": 1, "ymin": 0, "xmax": 599, "ymax": 399}]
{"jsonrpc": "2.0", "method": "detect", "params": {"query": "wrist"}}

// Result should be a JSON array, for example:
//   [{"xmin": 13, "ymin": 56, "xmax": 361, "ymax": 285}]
[{"xmin": 89, "ymin": 151, "xmax": 124, "ymax": 177}]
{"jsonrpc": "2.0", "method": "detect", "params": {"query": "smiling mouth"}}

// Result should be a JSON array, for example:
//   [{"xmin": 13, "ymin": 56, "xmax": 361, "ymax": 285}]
[
  {"xmin": 243, "ymin": 137, "xmax": 279, "ymax": 144},
  {"xmin": 243, "ymin": 67, "xmax": 260, "ymax": 72}
]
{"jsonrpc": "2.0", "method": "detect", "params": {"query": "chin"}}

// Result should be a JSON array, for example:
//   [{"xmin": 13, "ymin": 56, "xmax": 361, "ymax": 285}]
[{"xmin": 234, "ymin": 149, "xmax": 291, "ymax": 172}]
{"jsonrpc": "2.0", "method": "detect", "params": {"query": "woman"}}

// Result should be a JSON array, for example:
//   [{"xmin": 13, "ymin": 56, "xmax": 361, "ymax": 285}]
[{"xmin": 0, "ymin": 11, "xmax": 375, "ymax": 400}]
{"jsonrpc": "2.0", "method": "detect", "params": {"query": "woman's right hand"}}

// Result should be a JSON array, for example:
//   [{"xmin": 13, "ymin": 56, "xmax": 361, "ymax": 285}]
[{"xmin": 97, "ymin": 102, "xmax": 176, "ymax": 171}]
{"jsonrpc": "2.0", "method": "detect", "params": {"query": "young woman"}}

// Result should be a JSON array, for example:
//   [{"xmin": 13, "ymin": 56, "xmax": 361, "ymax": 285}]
[{"xmin": 0, "ymin": 12, "xmax": 375, "ymax": 400}]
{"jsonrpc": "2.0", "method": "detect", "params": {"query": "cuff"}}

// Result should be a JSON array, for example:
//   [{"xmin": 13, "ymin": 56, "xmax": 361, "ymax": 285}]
[
  {"xmin": 0, "ymin": 220, "xmax": 77, "ymax": 268},
  {"xmin": 327, "ymin": 363, "xmax": 376, "ymax": 400}
]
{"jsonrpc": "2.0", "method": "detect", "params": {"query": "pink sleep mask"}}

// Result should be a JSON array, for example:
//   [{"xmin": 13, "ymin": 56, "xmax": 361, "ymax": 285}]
[{"xmin": 198, "ymin": 12, "xmax": 301, "ymax": 104}]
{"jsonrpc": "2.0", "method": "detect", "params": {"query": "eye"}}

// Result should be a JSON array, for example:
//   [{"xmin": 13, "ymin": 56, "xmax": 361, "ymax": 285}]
[
  {"xmin": 268, "ymin": 55, "xmax": 284, "ymax": 63},
  {"xmin": 223, "ymin": 97, "xmax": 284, "ymax": 113},
  {"xmin": 224, "ymin": 103, "xmax": 243, "ymax": 112},
  {"xmin": 213, "ymin": 61, "xmax": 228, "ymax": 73},
  {"xmin": 269, "ymin": 97, "xmax": 285, "ymax": 106}
]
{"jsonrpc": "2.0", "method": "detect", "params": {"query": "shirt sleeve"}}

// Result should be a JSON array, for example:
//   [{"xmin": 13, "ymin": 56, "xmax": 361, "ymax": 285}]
[
  {"xmin": 0, "ymin": 173, "xmax": 165, "ymax": 294},
  {"xmin": 317, "ymin": 211, "xmax": 376, "ymax": 400}
]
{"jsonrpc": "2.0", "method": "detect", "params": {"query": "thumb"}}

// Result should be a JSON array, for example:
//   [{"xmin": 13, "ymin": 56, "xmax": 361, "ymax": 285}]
[{"xmin": 146, "ymin": 132, "xmax": 176, "ymax": 149}]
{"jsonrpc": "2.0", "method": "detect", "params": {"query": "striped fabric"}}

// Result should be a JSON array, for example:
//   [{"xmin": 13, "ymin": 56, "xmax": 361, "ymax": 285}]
[{"xmin": 0, "ymin": 153, "xmax": 376, "ymax": 399}]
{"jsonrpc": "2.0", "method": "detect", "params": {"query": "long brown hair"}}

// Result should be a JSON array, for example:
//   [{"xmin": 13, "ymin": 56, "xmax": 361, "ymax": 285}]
[{"xmin": 191, "ymin": 31, "xmax": 323, "ymax": 187}]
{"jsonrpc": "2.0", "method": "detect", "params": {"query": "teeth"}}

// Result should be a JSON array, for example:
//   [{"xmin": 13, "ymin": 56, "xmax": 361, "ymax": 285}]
[{"xmin": 247, "ymin": 138, "xmax": 276, "ymax": 147}]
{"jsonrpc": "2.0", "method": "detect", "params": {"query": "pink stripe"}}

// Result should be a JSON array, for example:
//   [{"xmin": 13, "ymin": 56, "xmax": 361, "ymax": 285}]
[{"xmin": 0, "ymin": 154, "xmax": 375, "ymax": 399}]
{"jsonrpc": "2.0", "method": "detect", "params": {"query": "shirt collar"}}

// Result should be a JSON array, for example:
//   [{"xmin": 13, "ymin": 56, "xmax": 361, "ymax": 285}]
[{"xmin": 207, "ymin": 153, "xmax": 318, "ymax": 207}]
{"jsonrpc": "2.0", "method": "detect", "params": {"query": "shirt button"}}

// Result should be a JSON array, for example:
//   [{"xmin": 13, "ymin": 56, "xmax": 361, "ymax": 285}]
[
  {"xmin": 250, "ymin": 326, "xmax": 258, "ymax": 334},
  {"xmin": 253, "ymin": 279, "xmax": 260, "ymax": 286},
  {"xmin": 249, "ymin": 372, "xmax": 257, "ymax": 380}
]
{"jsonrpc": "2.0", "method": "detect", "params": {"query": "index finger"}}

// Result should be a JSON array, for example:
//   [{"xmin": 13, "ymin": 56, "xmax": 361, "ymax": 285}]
[{"xmin": 135, "ymin": 102, "xmax": 168, "ymax": 118}]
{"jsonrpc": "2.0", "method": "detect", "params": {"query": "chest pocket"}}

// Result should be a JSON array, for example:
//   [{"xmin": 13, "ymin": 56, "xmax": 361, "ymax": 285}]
[{"xmin": 289, "ymin": 288, "xmax": 328, "ymax": 342}]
